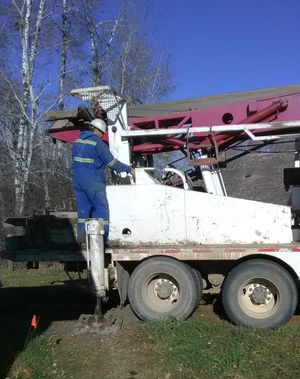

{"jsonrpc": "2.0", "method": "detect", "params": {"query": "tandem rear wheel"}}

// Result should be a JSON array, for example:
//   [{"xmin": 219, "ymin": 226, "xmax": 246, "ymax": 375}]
[
  {"xmin": 128, "ymin": 257, "xmax": 201, "ymax": 321},
  {"xmin": 222, "ymin": 259, "xmax": 298, "ymax": 329}
]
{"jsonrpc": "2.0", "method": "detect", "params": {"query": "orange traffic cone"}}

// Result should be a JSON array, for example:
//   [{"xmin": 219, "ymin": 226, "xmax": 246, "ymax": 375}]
[{"xmin": 30, "ymin": 314, "xmax": 38, "ymax": 329}]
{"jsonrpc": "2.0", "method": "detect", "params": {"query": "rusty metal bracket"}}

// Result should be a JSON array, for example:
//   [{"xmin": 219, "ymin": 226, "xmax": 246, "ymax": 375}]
[
  {"xmin": 188, "ymin": 157, "xmax": 218, "ymax": 166},
  {"xmin": 210, "ymin": 130, "xmax": 219, "ymax": 162},
  {"xmin": 186, "ymin": 127, "xmax": 218, "ymax": 166}
]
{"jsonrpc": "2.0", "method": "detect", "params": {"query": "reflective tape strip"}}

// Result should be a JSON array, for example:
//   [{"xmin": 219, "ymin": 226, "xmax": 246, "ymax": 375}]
[
  {"xmin": 77, "ymin": 218, "xmax": 88, "ymax": 223},
  {"xmin": 107, "ymin": 158, "xmax": 117, "ymax": 169},
  {"xmin": 73, "ymin": 157, "xmax": 94, "ymax": 163},
  {"xmin": 75, "ymin": 139, "xmax": 97, "ymax": 146},
  {"xmin": 78, "ymin": 218, "xmax": 109, "ymax": 224}
]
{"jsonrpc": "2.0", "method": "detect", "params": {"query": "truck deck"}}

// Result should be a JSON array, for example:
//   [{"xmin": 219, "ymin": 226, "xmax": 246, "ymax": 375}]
[
  {"xmin": 107, "ymin": 243, "xmax": 300, "ymax": 261},
  {"xmin": 2, "ymin": 243, "xmax": 300, "ymax": 262}
]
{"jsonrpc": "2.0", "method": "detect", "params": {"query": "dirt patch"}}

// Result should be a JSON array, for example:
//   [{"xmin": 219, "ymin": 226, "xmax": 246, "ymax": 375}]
[
  {"xmin": 46, "ymin": 321, "xmax": 170, "ymax": 379},
  {"xmin": 104, "ymin": 304, "xmax": 141, "ymax": 325},
  {"xmin": 45, "ymin": 301, "xmax": 225, "ymax": 379}
]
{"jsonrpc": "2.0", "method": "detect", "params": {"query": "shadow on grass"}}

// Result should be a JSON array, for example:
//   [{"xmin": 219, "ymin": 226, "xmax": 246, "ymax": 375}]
[
  {"xmin": 197, "ymin": 293, "xmax": 230, "ymax": 322},
  {"xmin": 0, "ymin": 279, "xmax": 96, "ymax": 378}
]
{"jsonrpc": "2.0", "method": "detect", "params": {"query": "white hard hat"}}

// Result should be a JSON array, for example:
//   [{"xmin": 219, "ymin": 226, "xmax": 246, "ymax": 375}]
[{"xmin": 89, "ymin": 118, "xmax": 107, "ymax": 134}]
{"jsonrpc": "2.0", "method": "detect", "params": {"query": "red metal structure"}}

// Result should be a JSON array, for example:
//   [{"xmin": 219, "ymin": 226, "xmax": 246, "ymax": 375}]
[
  {"xmin": 127, "ymin": 95, "xmax": 300, "ymax": 156},
  {"xmin": 48, "ymin": 85, "xmax": 300, "ymax": 161}
]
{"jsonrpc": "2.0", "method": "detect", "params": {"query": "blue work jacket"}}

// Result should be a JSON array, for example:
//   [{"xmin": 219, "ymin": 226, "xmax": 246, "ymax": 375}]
[{"xmin": 72, "ymin": 131, "xmax": 131, "ymax": 187}]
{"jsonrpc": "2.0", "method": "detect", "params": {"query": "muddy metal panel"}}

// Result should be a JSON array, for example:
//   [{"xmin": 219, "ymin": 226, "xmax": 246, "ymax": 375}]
[
  {"xmin": 185, "ymin": 191, "xmax": 292, "ymax": 244},
  {"xmin": 107, "ymin": 185, "xmax": 186, "ymax": 245},
  {"xmin": 107, "ymin": 183, "xmax": 292, "ymax": 246}
]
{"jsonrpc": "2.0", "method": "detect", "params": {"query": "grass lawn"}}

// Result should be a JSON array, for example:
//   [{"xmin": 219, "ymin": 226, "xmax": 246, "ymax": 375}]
[
  {"xmin": 147, "ymin": 319, "xmax": 300, "ymax": 379},
  {"xmin": 8, "ymin": 335, "xmax": 54, "ymax": 379}
]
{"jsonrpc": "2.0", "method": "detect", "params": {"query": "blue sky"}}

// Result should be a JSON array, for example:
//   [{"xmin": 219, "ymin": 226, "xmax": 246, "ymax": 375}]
[{"xmin": 145, "ymin": 0, "xmax": 300, "ymax": 100}]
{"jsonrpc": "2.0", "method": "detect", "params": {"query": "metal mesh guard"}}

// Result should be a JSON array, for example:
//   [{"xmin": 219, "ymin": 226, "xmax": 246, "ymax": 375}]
[
  {"xmin": 70, "ymin": 86, "xmax": 112, "ymax": 101},
  {"xmin": 70, "ymin": 86, "xmax": 124, "ymax": 120}
]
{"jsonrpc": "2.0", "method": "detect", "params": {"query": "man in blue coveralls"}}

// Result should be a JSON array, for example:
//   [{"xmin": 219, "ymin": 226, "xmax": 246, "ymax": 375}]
[{"xmin": 72, "ymin": 118, "xmax": 134, "ymax": 243}]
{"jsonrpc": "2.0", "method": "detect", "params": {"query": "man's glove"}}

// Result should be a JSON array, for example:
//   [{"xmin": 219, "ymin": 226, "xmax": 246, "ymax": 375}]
[{"xmin": 130, "ymin": 167, "xmax": 136, "ymax": 181}]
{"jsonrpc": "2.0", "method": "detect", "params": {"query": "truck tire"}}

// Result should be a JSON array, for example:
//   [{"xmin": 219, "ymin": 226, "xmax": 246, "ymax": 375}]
[
  {"xmin": 222, "ymin": 259, "xmax": 298, "ymax": 329},
  {"xmin": 128, "ymin": 256, "xmax": 198, "ymax": 321}
]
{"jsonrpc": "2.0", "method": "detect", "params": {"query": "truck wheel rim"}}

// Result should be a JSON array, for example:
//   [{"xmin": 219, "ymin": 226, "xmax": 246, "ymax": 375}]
[
  {"xmin": 238, "ymin": 278, "xmax": 279, "ymax": 319},
  {"xmin": 142, "ymin": 274, "xmax": 179, "ymax": 312}
]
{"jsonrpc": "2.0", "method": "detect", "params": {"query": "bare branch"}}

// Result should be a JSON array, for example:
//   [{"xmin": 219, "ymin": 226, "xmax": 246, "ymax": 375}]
[
  {"xmin": 0, "ymin": 73, "xmax": 30, "ymax": 122},
  {"xmin": 151, "ymin": 51, "xmax": 164, "ymax": 99},
  {"xmin": 32, "ymin": 169, "xmax": 71, "ymax": 181},
  {"xmin": 12, "ymin": 0, "xmax": 24, "ymax": 16},
  {"xmin": 29, "ymin": 0, "xmax": 46, "ymax": 76}
]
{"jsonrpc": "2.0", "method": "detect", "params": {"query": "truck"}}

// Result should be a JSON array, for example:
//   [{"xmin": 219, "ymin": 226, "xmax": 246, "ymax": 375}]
[{"xmin": 3, "ymin": 83, "xmax": 300, "ymax": 329}]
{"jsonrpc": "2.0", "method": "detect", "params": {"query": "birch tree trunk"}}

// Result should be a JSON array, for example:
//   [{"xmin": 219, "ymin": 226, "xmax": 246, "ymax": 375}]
[
  {"xmin": 58, "ymin": 0, "xmax": 68, "ymax": 111},
  {"xmin": 85, "ymin": 12, "xmax": 100, "ymax": 85},
  {"xmin": 13, "ymin": 0, "xmax": 46, "ymax": 215}
]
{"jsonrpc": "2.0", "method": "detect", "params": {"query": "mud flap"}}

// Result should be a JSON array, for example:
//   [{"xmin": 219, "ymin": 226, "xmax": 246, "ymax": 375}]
[{"xmin": 116, "ymin": 262, "xmax": 130, "ymax": 307}]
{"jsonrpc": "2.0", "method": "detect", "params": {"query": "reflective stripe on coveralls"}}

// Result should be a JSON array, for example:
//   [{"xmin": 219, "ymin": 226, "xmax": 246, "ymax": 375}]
[
  {"xmin": 75, "ymin": 139, "xmax": 97, "ymax": 146},
  {"xmin": 78, "ymin": 218, "xmax": 109, "ymax": 224},
  {"xmin": 77, "ymin": 218, "xmax": 88, "ymax": 223},
  {"xmin": 107, "ymin": 158, "xmax": 117, "ymax": 169},
  {"xmin": 73, "ymin": 157, "xmax": 94, "ymax": 163}
]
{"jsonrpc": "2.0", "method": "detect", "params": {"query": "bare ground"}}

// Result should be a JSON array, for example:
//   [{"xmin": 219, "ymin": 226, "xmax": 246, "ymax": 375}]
[
  {"xmin": 44, "ymin": 303, "xmax": 214, "ymax": 379},
  {"xmin": 46, "ymin": 319, "xmax": 166, "ymax": 379}
]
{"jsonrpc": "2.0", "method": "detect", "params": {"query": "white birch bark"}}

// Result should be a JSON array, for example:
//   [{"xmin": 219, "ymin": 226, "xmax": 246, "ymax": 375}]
[
  {"xmin": 86, "ymin": 14, "xmax": 100, "ymax": 85},
  {"xmin": 13, "ymin": 0, "xmax": 46, "ymax": 215},
  {"xmin": 58, "ymin": 0, "xmax": 68, "ymax": 111}
]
